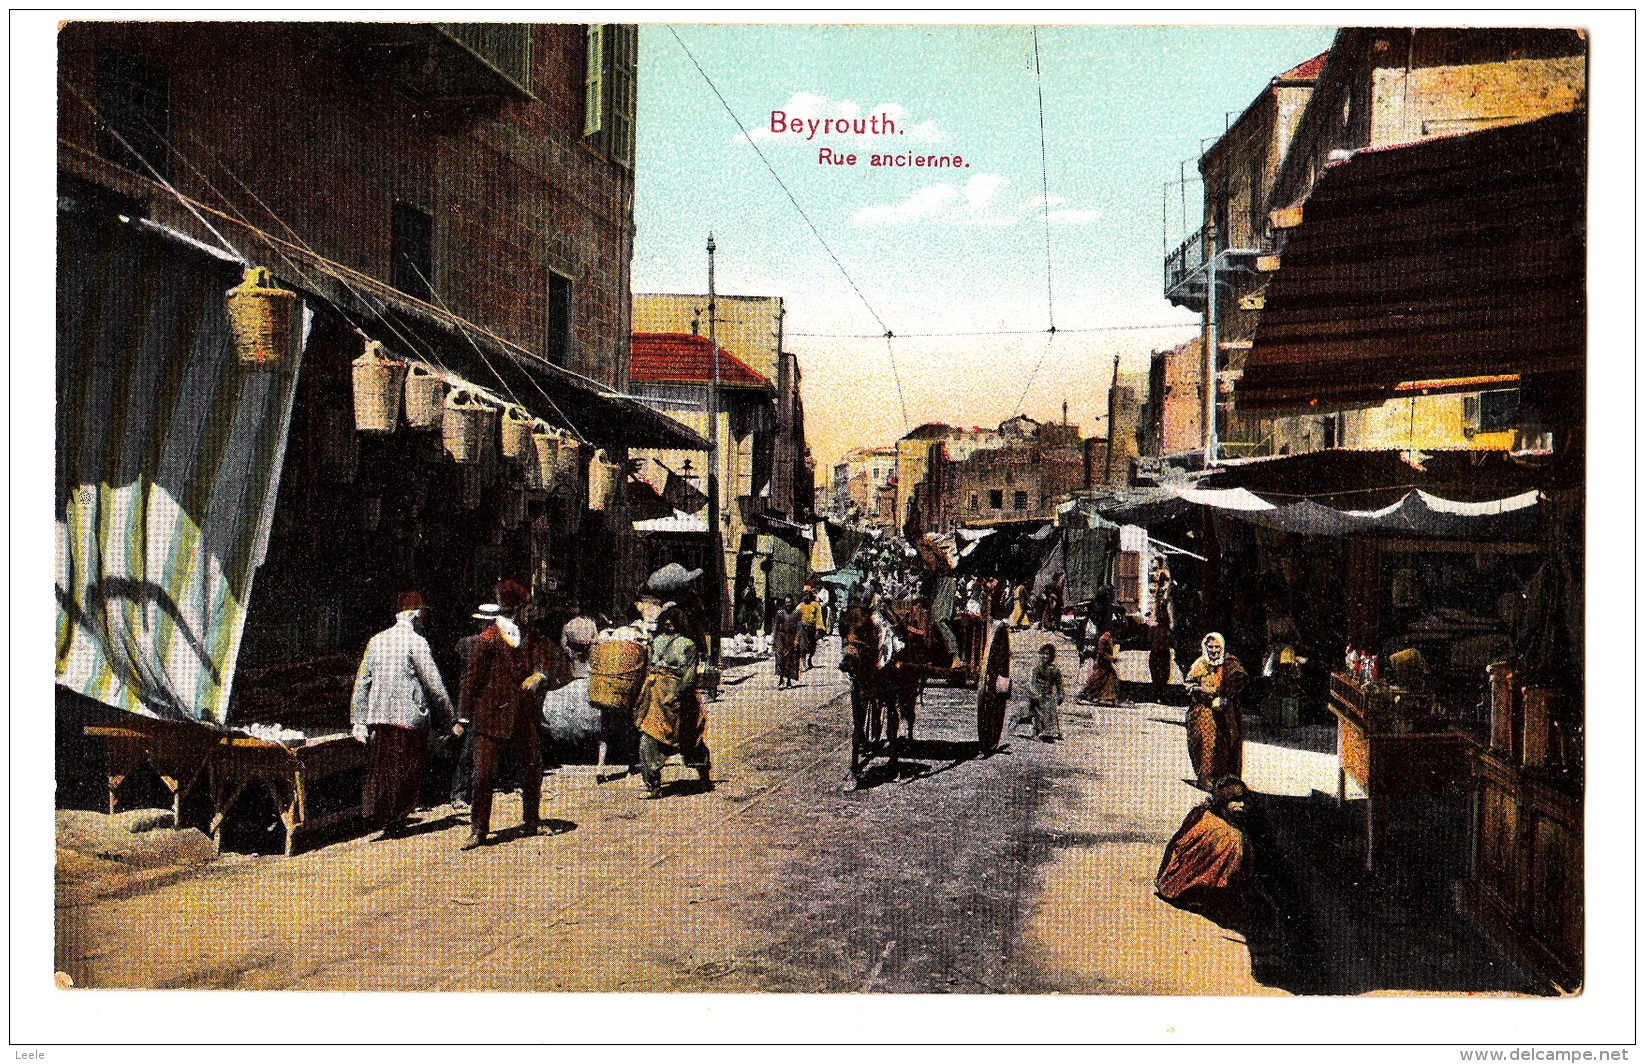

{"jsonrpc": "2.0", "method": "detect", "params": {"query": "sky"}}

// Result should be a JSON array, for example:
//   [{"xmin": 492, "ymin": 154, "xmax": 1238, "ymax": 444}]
[{"xmin": 631, "ymin": 23, "xmax": 1338, "ymax": 471}]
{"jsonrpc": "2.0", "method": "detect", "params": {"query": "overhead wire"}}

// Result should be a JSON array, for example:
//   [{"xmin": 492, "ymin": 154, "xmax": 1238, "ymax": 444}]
[
  {"xmin": 405, "ymin": 262, "xmax": 590, "ymax": 445},
  {"xmin": 667, "ymin": 26, "xmax": 911, "ymax": 431},
  {"xmin": 58, "ymin": 77, "xmax": 247, "ymax": 265},
  {"xmin": 81, "ymin": 80, "xmax": 594, "ymax": 446},
  {"xmin": 789, "ymin": 322, "xmax": 1199, "ymax": 340},
  {"xmin": 1013, "ymin": 26, "xmax": 1059, "ymax": 415}
]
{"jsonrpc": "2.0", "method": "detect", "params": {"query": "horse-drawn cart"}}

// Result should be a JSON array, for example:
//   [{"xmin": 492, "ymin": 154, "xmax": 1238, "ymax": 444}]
[{"xmin": 840, "ymin": 598, "xmax": 1011, "ymax": 776}]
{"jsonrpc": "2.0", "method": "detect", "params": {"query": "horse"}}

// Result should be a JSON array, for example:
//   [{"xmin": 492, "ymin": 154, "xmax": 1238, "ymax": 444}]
[{"xmin": 839, "ymin": 597, "xmax": 953, "ymax": 775}]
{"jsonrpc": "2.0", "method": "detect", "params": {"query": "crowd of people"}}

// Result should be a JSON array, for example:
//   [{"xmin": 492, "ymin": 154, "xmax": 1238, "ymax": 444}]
[
  {"xmin": 348, "ymin": 563, "xmax": 720, "ymax": 850},
  {"xmin": 346, "ymin": 543, "xmax": 1261, "ymax": 924}
]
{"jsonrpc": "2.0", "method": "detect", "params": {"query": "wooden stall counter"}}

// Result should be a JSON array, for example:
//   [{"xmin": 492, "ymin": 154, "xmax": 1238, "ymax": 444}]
[
  {"xmin": 1459, "ymin": 744, "xmax": 1583, "ymax": 992},
  {"xmin": 86, "ymin": 716, "xmax": 367, "ymax": 856},
  {"xmin": 207, "ymin": 732, "xmax": 367, "ymax": 856},
  {"xmin": 1328, "ymin": 672, "xmax": 1470, "ymax": 873}
]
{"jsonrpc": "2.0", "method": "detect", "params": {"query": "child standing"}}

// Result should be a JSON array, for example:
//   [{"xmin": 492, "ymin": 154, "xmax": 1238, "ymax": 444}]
[{"xmin": 1026, "ymin": 642, "xmax": 1066, "ymax": 741}]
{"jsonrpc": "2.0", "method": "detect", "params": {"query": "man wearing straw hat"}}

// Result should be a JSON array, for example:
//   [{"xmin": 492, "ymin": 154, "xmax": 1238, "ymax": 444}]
[
  {"xmin": 448, "ymin": 601, "xmax": 502, "ymax": 809},
  {"xmin": 458, "ymin": 579, "xmax": 566, "ymax": 849},
  {"xmin": 350, "ymin": 590, "xmax": 457, "ymax": 840}
]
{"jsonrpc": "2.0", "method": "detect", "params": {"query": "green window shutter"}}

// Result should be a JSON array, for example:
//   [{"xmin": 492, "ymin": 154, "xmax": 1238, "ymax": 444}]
[{"xmin": 583, "ymin": 24, "xmax": 605, "ymax": 137}]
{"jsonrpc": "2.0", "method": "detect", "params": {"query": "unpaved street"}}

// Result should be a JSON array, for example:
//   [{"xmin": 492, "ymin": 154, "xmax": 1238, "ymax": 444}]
[{"xmin": 57, "ymin": 634, "xmax": 1273, "ymax": 993}]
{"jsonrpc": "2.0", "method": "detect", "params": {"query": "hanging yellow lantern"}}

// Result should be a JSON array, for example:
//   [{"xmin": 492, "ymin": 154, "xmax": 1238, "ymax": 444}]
[{"xmin": 225, "ymin": 266, "xmax": 297, "ymax": 370}]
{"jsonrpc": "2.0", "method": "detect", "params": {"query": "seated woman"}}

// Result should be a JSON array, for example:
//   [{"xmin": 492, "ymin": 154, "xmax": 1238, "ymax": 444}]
[{"xmin": 1155, "ymin": 776, "xmax": 1253, "ymax": 928}]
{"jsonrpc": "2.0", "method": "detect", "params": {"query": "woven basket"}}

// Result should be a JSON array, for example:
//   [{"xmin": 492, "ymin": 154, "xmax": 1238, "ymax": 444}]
[
  {"xmin": 350, "ymin": 341, "xmax": 407, "ymax": 434},
  {"xmin": 588, "ymin": 640, "xmax": 647, "ymax": 710},
  {"xmin": 442, "ymin": 389, "xmax": 496, "ymax": 465},
  {"xmin": 588, "ymin": 449, "xmax": 620, "ymax": 512},
  {"xmin": 500, "ymin": 405, "xmax": 533, "ymax": 460},
  {"xmin": 532, "ymin": 429, "xmax": 581, "ymax": 494},
  {"xmin": 225, "ymin": 266, "xmax": 297, "ymax": 370},
  {"xmin": 404, "ymin": 364, "xmax": 445, "ymax": 430}
]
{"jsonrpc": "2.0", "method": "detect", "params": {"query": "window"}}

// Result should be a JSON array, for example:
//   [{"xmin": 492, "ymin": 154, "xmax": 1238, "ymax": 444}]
[
  {"xmin": 1248, "ymin": 155, "xmax": 1264, "ymax": 239},
  {"xmin": 1013, "ymin": 490, "xmax": 1028, "ymax": 510},
  {"xmin": 1004, "ymin": 469, "xmax": 1013, "ymax": 485},
  {"xmin": 988, "ymin": 490, "xmax": 1003, "ymax": 510},
  {"xmin": 390, "ymin": 203, "xmax": 433, "ymax": 301},
  {"xmin": 583, "ymin": 25, "xmax": 637, "ymax": 169},
  {"xmin": 969, "ymin": 493, "xmax": 979, "ymax": 512},
  {"xmin": 1463, "ymin": 389, "xmax": 1520, "ymax": 434},
  {"xmin": 95, "ymin": 51, "xmax": 170, "ymax": 181},
  {"xmin": 546, "ymin": 272, "xmax": 572, "ymax": 367}
]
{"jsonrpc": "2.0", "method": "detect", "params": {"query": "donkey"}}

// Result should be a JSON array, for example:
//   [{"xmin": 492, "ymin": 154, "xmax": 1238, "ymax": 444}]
[{"xmin": 839, "ymin": 597, "xmax": 951, "ymax": 774}]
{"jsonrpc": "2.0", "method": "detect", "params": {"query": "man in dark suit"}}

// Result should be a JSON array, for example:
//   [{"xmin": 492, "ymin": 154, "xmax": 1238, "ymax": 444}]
[{"xmin": 457, "ymin": 579, "xmax": 569, "ymax": 850}]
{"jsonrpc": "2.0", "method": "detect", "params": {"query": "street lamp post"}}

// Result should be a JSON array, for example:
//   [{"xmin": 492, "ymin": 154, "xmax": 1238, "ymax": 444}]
[
  {"xmin": 706, "ymin": 234, "xmax": 722, "ymax": 664},
  {"xmin": 1203, "ymin": 224, "xmax": 1219, "ymax": 468}
]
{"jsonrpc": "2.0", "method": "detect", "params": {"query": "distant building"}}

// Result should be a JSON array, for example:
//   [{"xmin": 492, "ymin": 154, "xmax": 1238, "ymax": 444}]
[
  {"xmin": 831, "ymin": 446, "xmax": 897, "ymax": 526},
  {"xmin": 903, "ymin": 416, "xmax": 1086, "ymax": 532}
]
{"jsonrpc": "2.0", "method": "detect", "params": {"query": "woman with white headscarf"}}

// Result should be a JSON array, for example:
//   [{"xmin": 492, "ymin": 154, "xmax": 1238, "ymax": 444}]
[{"xmin": 1184, "ymin": 632, "xmax": 1248, "ymax": 790}]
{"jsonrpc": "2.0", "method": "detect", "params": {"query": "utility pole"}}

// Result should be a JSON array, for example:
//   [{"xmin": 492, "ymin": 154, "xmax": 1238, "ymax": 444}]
[
  {"xmin": 706, "ymin": 233, "xmax": 722, "ymax": 664},
  {"xmin": 1203, "ymin": 224, "xmax": 1219, "ymax": 468},
  {"xmin": 1102, "ymin": 354, "xmax": 1120, "ymax": 485}
]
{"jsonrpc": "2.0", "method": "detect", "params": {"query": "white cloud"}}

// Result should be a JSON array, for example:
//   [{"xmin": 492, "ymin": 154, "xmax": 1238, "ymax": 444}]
[
  {"xmin": 851, "ymin": 184, "xmax": 963, "ymax": 227},
  {"xmin": 850, "ymin": 175, "xmax": 1103, "ymax": 231},
  {"xmin": 737, "ymin": 93, "xmax": 943, "ymax": 146}
]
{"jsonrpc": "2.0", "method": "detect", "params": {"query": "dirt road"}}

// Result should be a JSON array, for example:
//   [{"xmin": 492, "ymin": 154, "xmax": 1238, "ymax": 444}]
[{"xmin": 56, "ymin": 633, "xmax": 1272, "ymax": 993}]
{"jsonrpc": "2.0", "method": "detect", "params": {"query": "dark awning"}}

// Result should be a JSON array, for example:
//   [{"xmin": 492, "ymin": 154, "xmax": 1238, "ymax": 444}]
[
  {"xmin": 332, "ymin": 291, "xmax": 710, "ymax": 452},
  {"xmin": 1238, "ymin": 111, "xmax": 1585, "ymax": 413}
]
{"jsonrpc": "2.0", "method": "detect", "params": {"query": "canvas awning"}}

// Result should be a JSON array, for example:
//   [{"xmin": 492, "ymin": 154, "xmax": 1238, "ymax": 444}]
[
  {"xmin": 57, "ymin": 208, "xmax": 309, "ymax": 725},
  {"xmin": 1164, "ymin": 483, "xmax": 1538, "ymax": 539},
  {"xmin": 1238, "ymin": 110, "xmax": 1585, "ymax": 412}
]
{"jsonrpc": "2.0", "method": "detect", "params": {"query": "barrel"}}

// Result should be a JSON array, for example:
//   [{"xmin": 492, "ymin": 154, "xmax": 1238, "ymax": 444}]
[
  {"xmin": 588, "ymin": 639, "xmax": 647, "ymax": 710},
  {"xmin": 350, "ymin": 340, "xmax": 406, "ymax": 434},
  {"xmin": 404, "ymin": 364, "xmax": 445, "ymax": 430}
]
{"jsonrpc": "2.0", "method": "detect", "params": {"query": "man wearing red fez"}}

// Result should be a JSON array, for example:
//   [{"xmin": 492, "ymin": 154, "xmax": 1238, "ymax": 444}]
[
  {"xmin": 458, "ymin": 578, "xmax": 568, "ymax": 848},
  {"xmin": 350, "ymin": 590, "xmax": 457, "ymax": 839}
]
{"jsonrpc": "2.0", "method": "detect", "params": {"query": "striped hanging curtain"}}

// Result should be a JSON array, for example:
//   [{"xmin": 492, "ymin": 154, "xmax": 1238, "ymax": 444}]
[{"xmin": 55, "ymin": 210, "xmax": 309, "ymax": 725}]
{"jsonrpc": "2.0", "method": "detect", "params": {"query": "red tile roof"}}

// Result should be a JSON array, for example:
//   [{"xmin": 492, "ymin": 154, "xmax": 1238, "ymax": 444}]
[
  {"xmin": 630, "ymin": 332, "xmax": 771, "ymax": 388},
  {"xmin": 1278, "ymin": 51, "xmax": 1328, "ymax": 82}
]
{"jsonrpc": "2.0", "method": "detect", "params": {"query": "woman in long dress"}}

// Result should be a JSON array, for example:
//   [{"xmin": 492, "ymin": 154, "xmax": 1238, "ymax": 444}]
[
  {"xmin": 1079, "ymin": 629, "xmax": 1121, "ymax": 704},
  {"xmin": 1184, "ymin": 632, "xmax": 1248, "ymax": 790}
]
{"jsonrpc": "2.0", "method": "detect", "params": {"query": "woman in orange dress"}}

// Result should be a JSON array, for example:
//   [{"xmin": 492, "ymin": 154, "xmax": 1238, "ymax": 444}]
[{"xmin": 1184, "ymin": 632, "xmax": 1248, "ymax": 790}]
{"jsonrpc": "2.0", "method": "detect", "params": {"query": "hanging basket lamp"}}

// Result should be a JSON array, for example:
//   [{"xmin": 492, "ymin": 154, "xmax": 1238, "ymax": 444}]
[
  {"xmin": 225, "ymin": 266, "xmax": 297, "ymax": 370},
  {"xmin": 351, "ymin": 340, "xmax": 407, "ymax": 434}
]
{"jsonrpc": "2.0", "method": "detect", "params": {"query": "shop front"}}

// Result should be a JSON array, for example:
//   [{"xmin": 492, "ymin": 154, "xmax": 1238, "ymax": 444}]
[{"xmin": 55, "ymin": 204, "xmax": 706, "ymax": 852}]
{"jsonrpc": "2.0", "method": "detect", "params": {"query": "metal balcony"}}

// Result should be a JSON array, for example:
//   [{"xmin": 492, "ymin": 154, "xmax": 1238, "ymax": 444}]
[
  {"xmin": 1163, "ymin": 227, "xmax": 1273, "ymax": 313},
  {"xmin": 1163, "ymin": 228, "xmax": 1210, "ymax": 311},
  {"xmin": 329, "ymin": 23, "xmax": 534, "ymax": 102}
]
